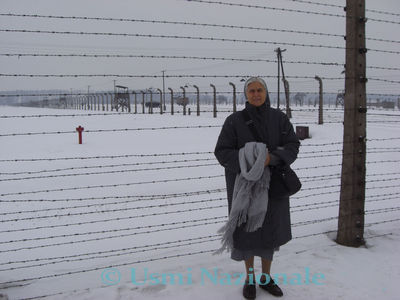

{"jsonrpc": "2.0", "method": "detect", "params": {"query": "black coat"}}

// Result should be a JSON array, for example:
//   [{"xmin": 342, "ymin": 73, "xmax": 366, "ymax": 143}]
[{"xmin": 214, "ymin": 101, "xmax": 300, "ymax": 250}]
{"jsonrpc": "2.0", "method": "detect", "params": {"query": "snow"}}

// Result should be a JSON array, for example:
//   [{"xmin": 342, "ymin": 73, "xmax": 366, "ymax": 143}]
[{"xmin": 0, "ymin": 105, "xmax": 399, "ymax": 300}]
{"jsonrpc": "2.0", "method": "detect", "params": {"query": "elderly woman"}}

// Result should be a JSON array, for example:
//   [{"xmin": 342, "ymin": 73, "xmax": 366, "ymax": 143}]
[{"xmin": 214, "ymin": 77, "xmax": 300, "ymax": 299}]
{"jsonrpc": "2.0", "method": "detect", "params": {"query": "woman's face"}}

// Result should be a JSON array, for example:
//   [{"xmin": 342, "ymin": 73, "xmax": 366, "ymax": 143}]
[{"xmin": 246, "ymin": 81, "xmax": 267, "ymax": 107}]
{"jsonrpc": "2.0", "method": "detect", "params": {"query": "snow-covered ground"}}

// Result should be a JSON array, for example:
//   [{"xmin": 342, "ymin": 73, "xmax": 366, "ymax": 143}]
[{"xmin": 0, "ymin": 105, "xmax": 399, "ymax": 300}]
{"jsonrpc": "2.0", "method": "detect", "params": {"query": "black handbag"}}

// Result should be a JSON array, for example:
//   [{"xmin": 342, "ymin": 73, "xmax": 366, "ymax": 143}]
[
  {"xmin": 241, "ymin": 109, "xmax": 301, "ymax": 198},
  {"xmin": 269, "ymin": 164, "xmax": 302, "ymax": 198}
]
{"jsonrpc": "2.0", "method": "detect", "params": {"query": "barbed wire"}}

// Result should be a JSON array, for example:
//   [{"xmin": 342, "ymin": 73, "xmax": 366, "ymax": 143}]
[
  {"xmin": 270, "ymin": 0, "xmax": 343, "ymax": 9},
  {"xmin": 0, "ymin": 151, "xmax": 213, "ymax": 163},
  {"xmin": 0, "ymin": 28, "xmax": 348, "ymax": 50},
  {"xmin": 302, "ymin": 149, "xmax": 400, "ymax": 158},
  {"xmin": 14, "ymin": 219, "xmax": 400, "ymax": 299},
  {"xmin": 0, "ymin": 188, "xmax": 226, "ymax": 204},
  {"xmin": 0, "ymin": 214, "xmax": 225, "ymax": 237},
  {"xmin": 2, "ymin": 174, "xmax": 397, "ymax": 215},
  {"xmin": 0, "ymin": 195, "xmax": 225, "ymax": 217},
  {"xmin": 1, "ymin": 155, "xmax": 398, "ymax": 183},
  {"xmin": 1, "ymin": 12, "xmax": 399, "ymax": 42},
  {"xmin": 4, "ymin": 215, "xmax": 396, "ymax": 273},
  {"xmin": 291, "ymin": 182, "xmax": 400, "ymax": 200},
  {"xmin": 0, "ymin": 235, "xmax": 222, "ymax": 272},
  {"xmin": 6, "ymin": 125, "xmax": 400, "ymax": 140},
  {"xmin": 293, "ymin": 219, "xmax": 400, "ymax": 242},
  {"xmin": 366, "ymin": 206, "xmax": 400, "ymax": 215},
  {"xmin": 1, "ymin": 91, "xmax": 398, "ymax": 98},
  {"xmin": 0, "ymin": 52, "xmax": 345, "ymax": 66},
  {"xmin": 0, "ymin": 92, "xmax": 398, "ymax": 101},
  {"xmin": 3, "ymin": 183, "xmax": 384, "ymax": 236},
  {"xmin": 0, "ymin": 157, "xmax": 215, "ymax": 175},
  {"xmin": 366, "ymin": 184, "xmax": 400, "ymax": 190},
  {"xmin": 7, "ymin": 151, "xmax": 391, "ymax": 178},
  {"xmin": 0, "ymin": 162, "xmax": 219, "ymax": 182},
  {"xmin": 0, "ymin": 247, "xmax": 220, "ymax": 289},
  {"xmin": 0, "ymin": 112, "xmax": 133, "ymax": 118},
  {"xmin": 184, "ymin": 0, "xmax": 346, "ymax": 18},
  {"xmin": 2, "ymin": 53, "xmax": 400, "ymax": 69},
  {"xmin": 271, "ymin": 0, "xmax": 400, "ymax": 18},
  {"xmin": 291, "ymin": 195, "xmax": 400, "ymax": 213},
  {"xmin": 0, "ymin": 217, "xmax": 227, "ymax": 254},
  {"xmin": 6, "ymin": 185, "xmax": 398, "ymax": 223},
  {"xmin": 0, "ymin": 72, "xmax": 347, "ymax": 79},
  {"xmin": 0, "ymin": 198, "xmax": 226, "ymax": 223},
  {"xmin": 2, "ymin": 202, "xmax": 400, "ymax": 271},
  {"xmin": 0, "ymin": 125, "xmax": 221, "ymax": 137},
  {"xmin": 1, "ymin": 28, "xmax": 399, "ymax": 54},
  {"xmin": 369, "ymin": 78, "xmax": 400, "ymax": 84},
  {"xmin": 0, "ymin": 174, "xmax": 224, "ymax": 197},
  {"xmin": 292, "ymin": 192, "xmax": 400, "ymax": 210},
  {"xmin": 185, "ymin": 0, "xmax": 400, "ymax": 25},
  {"xmin": 366, "ymin": 8, "xmax": 400, "ymax": 17},
  {"xmin": 0, "ymin": 13, "xmax": 344, "ymax": 38},
  {"xmin": 9, "ymin": 124, "xmax": 400, "ymax": 139},
  {"xmin": 0, "ymin": 215, "xmax": 348, "ymax": 287}
]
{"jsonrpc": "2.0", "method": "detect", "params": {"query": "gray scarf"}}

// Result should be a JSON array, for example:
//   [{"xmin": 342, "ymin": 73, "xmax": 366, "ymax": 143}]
[{"xmin": 214, "ymin": 142, "xmax": 270, "ymax": 254}]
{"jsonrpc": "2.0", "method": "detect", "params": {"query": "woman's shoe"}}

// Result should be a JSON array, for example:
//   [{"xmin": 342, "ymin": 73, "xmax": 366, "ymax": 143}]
[
  {"xmin": 259, "ymin": 276, "xmax": 283, "ymax": 297},
  {"xmin": 243, "ymin": 280, "xmax": 256, "ymax": 299}
]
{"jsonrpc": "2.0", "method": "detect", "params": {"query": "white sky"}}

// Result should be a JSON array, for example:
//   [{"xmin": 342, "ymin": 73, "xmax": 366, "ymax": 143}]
[{"xmin": 0, "ymin": 0, "xmax": 399, "ymax": 94}]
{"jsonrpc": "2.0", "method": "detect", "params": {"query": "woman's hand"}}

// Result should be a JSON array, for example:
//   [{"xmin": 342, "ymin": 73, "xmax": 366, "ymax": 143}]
[{"xmin": 264, "ymin": 153, "xmax": 271, "ymax": 166}]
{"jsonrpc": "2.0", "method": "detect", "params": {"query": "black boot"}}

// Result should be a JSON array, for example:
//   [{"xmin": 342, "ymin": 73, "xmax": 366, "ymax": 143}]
[
  {"xmin": 243, "ymin": 280, "xmax": 256, "ymax": 300},
  {"xmin": 259, "ymin": 276, "xmax": 283, "ymax": 297}
]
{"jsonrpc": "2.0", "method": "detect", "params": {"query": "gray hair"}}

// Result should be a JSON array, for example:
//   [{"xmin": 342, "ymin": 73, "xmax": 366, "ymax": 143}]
[{"xmin": 244, "ymin": 77, "xmax": 268, "ymax": 99}]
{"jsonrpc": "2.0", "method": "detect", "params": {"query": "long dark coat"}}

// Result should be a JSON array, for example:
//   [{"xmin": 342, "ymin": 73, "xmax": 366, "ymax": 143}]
[{"xmin": 214, "ymin": 100, "xmax": 300, "ymax": 250}]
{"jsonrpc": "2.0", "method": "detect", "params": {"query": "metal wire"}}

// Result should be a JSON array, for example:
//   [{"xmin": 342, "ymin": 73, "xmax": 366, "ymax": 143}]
[
  {"xmin": 0, "ymin": 174, "xmax": 224, "ymax": 197},
  {"xmin": 0, "ymin": 151, "xmax": 213, "ymax": 163},
  {"xmin": 0, "ymin": 72, "xmax": 346, "ymax": 79},
  {"xmin": 0, "ymin": 217, "xmax": 227, "ymax": 254},
  {"xmin": 0, "ymin": 52, "xmax": 345, "ymax": 66},
  {"xmin": 0, "ymin": 198, "xmax": 226, "ymax": 223},
  {"xmin": 185, "ymin": 0, "xmax": 400, "ymax": 25},
  {"xmin": 0, "ymin": 29, "xmax": 347, "ymax": 50},
  {"xmin": 0, "ymin": 125, "xmax": 222, "ymax": 137},
  {"xmin": 0, "ymin": 188, "xmax": 226, "ymax": 204},
  {"xmin": 0, "ymin": 157, "xmax": 215, "ymax": 175},
  {"xmin": 0, "ymin": 162, "xmax": 219, "ymax": 182},
  {"xmin": 0, "ymin": 13, "xmax": 344, "ymax": 38}
]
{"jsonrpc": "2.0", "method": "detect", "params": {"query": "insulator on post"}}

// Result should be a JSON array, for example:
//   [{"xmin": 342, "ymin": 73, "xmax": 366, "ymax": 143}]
[
  {"xmin": 358, "ymin": 48, "xmax": 368, "ymax": 54},
  {"xmin": 358, "ymin": 106, "xmax": 367, "ymax": 113},
  {"xmin": 359, "ymin": 77, "xmax": 368, "ymax": 83},
  {"xmin": 359, "ymin": 17, "xmax": 368, "ymax": 23}
]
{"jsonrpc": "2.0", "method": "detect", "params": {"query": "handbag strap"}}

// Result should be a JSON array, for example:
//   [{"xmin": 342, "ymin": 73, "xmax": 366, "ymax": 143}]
[{"xmin": 241, "ymin": 109, "xmax": 263, "ymax": 143}]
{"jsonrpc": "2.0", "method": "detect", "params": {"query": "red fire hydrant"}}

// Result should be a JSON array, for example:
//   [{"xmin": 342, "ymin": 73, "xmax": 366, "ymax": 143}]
[{"xmin": 76, "ymin": 126, "xmax": 84, "ymax": 144}]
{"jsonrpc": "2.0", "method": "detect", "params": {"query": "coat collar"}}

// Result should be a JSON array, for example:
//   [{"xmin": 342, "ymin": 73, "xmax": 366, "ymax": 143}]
[{"xmin": 245, "ymin": 101, "xmax": 268, "ymax": 116}]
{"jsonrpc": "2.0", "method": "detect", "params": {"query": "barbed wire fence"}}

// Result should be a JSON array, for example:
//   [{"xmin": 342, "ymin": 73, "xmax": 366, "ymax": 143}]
[{"xmin": 0, "ymin": 1, "xmax": 399, "ymax": 299}]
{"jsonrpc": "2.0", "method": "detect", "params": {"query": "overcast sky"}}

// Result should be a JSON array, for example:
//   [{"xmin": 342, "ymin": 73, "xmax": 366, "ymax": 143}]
[{"xmin": 0, "ymin": 0, "xmax": 399, "ymax": 95}]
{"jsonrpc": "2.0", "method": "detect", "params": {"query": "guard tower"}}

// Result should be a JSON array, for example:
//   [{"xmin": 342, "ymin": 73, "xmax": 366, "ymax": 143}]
[{"xmin": 112, "ymin": 85, "xmax": 130, "ymax": 112}]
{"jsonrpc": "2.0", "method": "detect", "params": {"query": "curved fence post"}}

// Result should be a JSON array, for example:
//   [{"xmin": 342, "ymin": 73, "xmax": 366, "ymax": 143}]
[
  {"xmin": 168, "ymin": 88, "xmax": 174, "ymax": 115},
  {"xmin": 315, "ymin": 76, "xmax": 324, "ymax": 125},
  {"xmin": 210, "ymin": 84, "xmax": 217, "ymax": 118}
]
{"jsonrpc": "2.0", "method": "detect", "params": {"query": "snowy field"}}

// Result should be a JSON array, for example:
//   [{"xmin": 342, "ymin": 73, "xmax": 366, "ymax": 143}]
[{"xmin": 0, "ymin": 105, "xmax": 399, "ymax": 300}]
